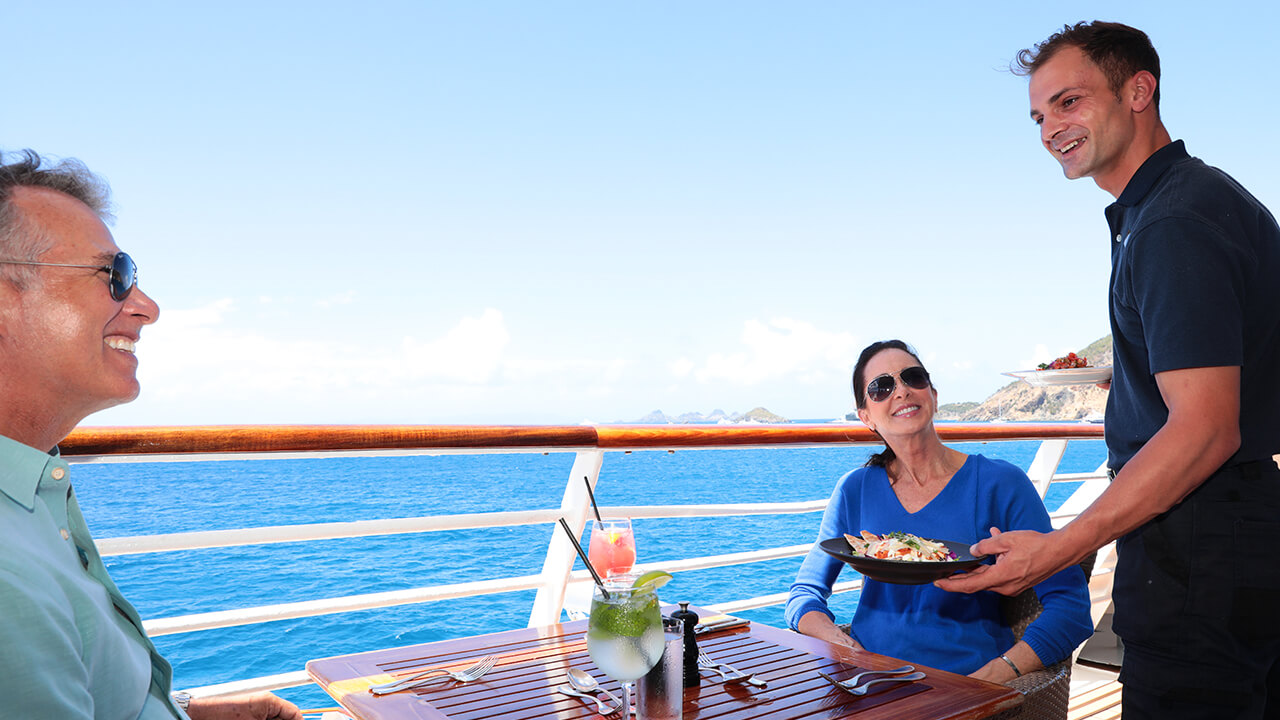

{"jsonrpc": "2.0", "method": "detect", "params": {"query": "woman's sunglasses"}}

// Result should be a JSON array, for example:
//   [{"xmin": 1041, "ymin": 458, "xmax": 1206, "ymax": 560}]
[
  {"xmin": 0, "ymin": 251, "xmax": 137, "ymax": 301},
  {"xmin": 865, "ymin": 366, "xmax": 931, "ymax": 403}
]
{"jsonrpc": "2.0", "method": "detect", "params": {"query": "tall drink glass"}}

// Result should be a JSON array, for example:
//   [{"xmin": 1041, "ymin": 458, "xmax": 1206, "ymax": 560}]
[
  {"xmin": 636, "ymin": 617, "xmax": 685, "ymax": 719},
  {"xmin": 586, "ymin": 579, "xmax": 663, "ymax": 717},
  {"xmin": 588, "ymin": 518, "xmax": 636, "ymax": 578}
]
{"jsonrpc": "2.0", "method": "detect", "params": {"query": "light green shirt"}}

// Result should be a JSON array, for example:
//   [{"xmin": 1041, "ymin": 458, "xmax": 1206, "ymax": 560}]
[{"xmin": 0, "ymin": 434, "xmax": 188, "ymax": 719}]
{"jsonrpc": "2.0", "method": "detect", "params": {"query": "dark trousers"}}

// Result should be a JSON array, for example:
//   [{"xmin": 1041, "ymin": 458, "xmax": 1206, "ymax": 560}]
[{"xmin": 1113, "ymin": 461, "xmax": 1280, "ymax": 720}]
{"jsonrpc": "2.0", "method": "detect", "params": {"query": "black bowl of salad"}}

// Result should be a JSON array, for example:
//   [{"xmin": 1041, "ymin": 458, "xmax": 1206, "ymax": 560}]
[{"xmin": 819, "ymin": 531, "xmax": 983, "ymax": 585}]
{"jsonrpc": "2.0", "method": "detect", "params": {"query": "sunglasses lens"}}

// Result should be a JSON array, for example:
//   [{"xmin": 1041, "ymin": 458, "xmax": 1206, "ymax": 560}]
[
  {"xmin": 867, "ymin": 376, "xmax": 894, "ymax": 403},
  {"xmin": 866, "ymin": 367, "xmax": 929, "ymax": 403},
  {"xmin": 901, "ymin": 366, "xmax": 930, "ymax": 389},
  {"xmin": 110, "ymin": 253, "xmax": 136, "ymax": 301}
]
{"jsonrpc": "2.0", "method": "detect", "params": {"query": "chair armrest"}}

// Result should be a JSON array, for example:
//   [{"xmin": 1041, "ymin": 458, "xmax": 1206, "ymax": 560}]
[{"xmin": 986, "ymin": 659, "xmax": 1072, "ymax": 720}]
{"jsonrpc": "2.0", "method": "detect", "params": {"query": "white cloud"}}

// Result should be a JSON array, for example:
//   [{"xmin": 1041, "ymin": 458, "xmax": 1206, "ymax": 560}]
[
  {"xmin": 114, "ymin": 306, "xmax": 863, "ymax": 425},
  {"xmin": 137, "ymin": 302, "xmax": 512, "ymax": 399},
  {"xmin": 401, "ymin": 308, "xmax": 509, "ymax": 383},
  {"xmin": 156, "ymin": 298, "xmax": 236, "ymax": 329},
  {"xmin": 667, "ymin": 357, "xmax": 695, "ymax": 378},
  {"xmin": 1029, "ymin": 343, "xmax": 1051, "ymax": 367},
  {"xmin": 120, "ymin": 301, "xmax": 648, "ymax": 423},
  {"xmin": 692, "ymin": 318, "xmax": 859, "ymax": 386},
  {"xmin": 601, "ymin": 358, "xmax": 627, "ymax": 383}
]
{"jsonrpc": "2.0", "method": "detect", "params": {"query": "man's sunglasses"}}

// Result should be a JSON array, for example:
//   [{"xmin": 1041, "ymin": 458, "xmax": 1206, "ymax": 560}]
[
  {"xmin": 0, "ymin": 251, "xmax": 137, "ymax": 301},
  {"xmin": 865, "ymin": 366, "xmax": 931, "ymax": 403}
]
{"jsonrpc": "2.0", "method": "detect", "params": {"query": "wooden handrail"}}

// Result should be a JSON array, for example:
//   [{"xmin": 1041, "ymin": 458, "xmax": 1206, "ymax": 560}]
[
  {"xmin": 60, "ymin": 422, "xmax": 1103, "ymax": 457},
  {"xmin": 58, "ymin": 424, "xmax": 598, "ymax": 456},
  {"xmin": 597, "ymin": 423, "xmax": 1102, "ymax": 447}
]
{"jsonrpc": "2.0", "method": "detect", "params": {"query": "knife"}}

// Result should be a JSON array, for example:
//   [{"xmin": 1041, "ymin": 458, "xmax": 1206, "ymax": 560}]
[{"xmin": 694, "ymin": 617, "xmax": 751, "ymax": 634}]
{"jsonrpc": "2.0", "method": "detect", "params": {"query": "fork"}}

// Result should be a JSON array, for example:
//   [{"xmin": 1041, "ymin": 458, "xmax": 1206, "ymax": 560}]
[
  {"xmin": 819, "ymin": 670, "xmax": 926, "ymax": 695},
  {"xmin": 697, "ymin": 649, "xmax": 767, "ymax": 687},
  {"xmin": 369, "ymin": 655, "xmax": 498, "ymax": 695},
  {"xmin": 820, "ymin": 664, "xmax": 915, "ymax": 688}
]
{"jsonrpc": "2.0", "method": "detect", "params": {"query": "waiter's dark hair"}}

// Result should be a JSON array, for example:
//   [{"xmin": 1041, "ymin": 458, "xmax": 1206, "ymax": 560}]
[{"xmin": 1013, "ymin": 21, "xmax": 1161, "ymax": 110}]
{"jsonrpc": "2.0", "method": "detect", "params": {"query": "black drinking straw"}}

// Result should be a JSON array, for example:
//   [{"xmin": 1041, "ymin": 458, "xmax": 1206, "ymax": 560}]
[
  {"xmin": 583, "ymin": 475, "xmax": 604, "ymax": 523},
  {"xmin": 558, "ymin": 517, "xmax": 609, "ymax": 598}
]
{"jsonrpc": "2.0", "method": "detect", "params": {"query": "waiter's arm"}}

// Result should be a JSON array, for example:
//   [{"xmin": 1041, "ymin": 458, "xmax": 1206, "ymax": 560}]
[
  {"xmin": 938, "ymin": 365, "xmax": 1240, "ymax": 596},
  {"xmin": 1068, "ymin": 365, "xmax": 1241, "ymax": 544}
]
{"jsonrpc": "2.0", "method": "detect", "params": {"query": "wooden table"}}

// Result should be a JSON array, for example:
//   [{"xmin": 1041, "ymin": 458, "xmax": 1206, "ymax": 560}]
[{"xmin": 307, "ymin": 611, "xmax": 1021, "ymax": 720}]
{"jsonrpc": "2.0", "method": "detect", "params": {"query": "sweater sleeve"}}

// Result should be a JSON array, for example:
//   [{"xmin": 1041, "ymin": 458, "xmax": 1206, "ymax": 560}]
[
  {"xmin": 785, "ymin": 470, "xmax": 858, "ymax": 630},
  {"xmin": 1024, "ymin": 565, "xmax": 1093, "ymax": 666},
  {"xmin": 987, "ymin": 461, "xmax": 1093, "ymax": 665}
]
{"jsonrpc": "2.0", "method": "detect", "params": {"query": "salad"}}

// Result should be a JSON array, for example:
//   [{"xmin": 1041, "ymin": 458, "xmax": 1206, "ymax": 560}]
[
  {"xmin": 1037, "ymin": 352, "xmax": 1089, "ymax": 370},
  {"xmin": 843, "ymin": 530, "xmax": 958, "ymax": 562}
]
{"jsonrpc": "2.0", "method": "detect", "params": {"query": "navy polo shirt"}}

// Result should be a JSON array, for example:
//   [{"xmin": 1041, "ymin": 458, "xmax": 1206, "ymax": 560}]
[{"xmin": 1104, "ymin": 140, "xmax": 1280, "ymax": 470}]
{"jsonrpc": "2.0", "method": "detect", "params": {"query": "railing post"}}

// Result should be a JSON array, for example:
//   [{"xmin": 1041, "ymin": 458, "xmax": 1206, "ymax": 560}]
[
  {"xmin": 528, "ymin": 449, "xmax": 604, "ymax": 627},
  {"xmin": 1026, "ymin": 439, "xmax": 1069, "ymax": 499}
]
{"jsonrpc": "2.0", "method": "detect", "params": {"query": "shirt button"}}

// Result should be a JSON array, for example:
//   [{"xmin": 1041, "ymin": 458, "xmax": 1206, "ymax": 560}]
[
  {"xmin": 1115, "ymin": 234, "xmax": 1123, "ymax": 243},
  {"xmin": 51, "ymin": 467, "xmax": 66, "ymax": 480},
  {"xmin": 60, "ymin": 528, "xmax": 70, "ymax": 540}
]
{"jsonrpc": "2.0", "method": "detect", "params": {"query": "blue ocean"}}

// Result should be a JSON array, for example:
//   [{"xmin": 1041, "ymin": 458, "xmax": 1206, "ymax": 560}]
[{"xmin": 73, "ymin": 437, "xmax": 1107, "ymax": 708}]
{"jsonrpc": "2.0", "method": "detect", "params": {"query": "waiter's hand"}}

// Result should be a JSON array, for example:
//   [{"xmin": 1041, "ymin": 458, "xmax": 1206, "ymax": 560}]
[{"xmin": 934, "ymin": 527, "xmax": 1067, "ymax": 596}]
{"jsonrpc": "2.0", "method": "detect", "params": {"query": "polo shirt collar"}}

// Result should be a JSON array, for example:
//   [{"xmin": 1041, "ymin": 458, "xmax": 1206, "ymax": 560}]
[
  {"xmin": 0, "ymin": 434, "xmax": 65, "ymax": 511},
  {"xmin": 1114, "ymin": 139, "xmax": 1189, "ymax": 208}
]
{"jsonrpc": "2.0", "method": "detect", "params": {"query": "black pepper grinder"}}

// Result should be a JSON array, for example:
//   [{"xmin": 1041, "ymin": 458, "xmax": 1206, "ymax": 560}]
[{"xmin": 670, "ymin": 601, "xmax": 700, "ymax": 687}]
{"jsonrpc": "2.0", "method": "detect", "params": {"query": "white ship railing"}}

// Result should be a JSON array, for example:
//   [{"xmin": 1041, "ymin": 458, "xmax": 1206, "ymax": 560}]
[{"xmin": 62, "ymin": 423, "xmax": 1108, "ymax": 697}]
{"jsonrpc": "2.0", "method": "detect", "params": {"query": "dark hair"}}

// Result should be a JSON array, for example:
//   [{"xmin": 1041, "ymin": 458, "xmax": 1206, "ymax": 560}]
[
  {"xmin": 852, "ymin": 339, "xmax": 930, "ymax": 469},
  {"xmin": 0, "ymin": 149, "xmax": 113, "ymax": 288},
  {"xmin": 1013, "ymin": 21, "xmax": 1161, "ymax": 110}
]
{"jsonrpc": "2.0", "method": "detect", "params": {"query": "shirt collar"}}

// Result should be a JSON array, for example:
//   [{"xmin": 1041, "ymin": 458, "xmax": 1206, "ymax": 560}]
[
  {"xmin": 0, "ymin": 434, "xmax": 66, "ymax": 511},
  {"xmin": 1114, "ymin": 139, "xmax": 1189, "ymax": 208}
]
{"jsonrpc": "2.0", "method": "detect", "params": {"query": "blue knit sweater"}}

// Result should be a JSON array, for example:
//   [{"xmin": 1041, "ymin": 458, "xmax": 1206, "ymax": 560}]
[{"xmin": 785, "ymin": 454, "xmax": 1092, "ymax": 674}]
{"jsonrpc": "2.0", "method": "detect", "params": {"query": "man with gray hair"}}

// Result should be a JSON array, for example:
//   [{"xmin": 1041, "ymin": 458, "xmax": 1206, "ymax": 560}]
[{"xmin": 0, "ymin": 150, "xmax": 301, "ymax": 719}]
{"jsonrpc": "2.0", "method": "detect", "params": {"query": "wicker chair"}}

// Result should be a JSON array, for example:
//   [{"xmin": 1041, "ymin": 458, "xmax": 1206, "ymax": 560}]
[{"xmin": 987, "ymin": 551, "xmax": 1097, "ymax": 720}]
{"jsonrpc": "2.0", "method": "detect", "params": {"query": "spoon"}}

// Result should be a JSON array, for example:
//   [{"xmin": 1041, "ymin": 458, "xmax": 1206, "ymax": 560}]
[
  {"xmin": 557, "ymin": 684, "xmax": 615, "ymax": 715},
  {"xmin": 566, "ymin": 669, "xmax": 622, "ymax": 712}
]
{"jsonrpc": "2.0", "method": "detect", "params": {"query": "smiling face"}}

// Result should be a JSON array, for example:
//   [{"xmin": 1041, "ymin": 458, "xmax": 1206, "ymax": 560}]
[
  {"xmin": 0, "ymin": 187, "xmax": 159, "ymax": 445},
  {"xmin": 1029, "ymin": 45, "xmax": 1147, "ymax": 196},
  {"xmin": 856, "ymin": 348, "xmax": 937, "ymax": 435}
]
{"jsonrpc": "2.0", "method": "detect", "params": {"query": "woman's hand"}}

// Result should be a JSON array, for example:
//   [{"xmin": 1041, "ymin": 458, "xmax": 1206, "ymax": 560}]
[
  {"xmin": 969, "ymin": 656, "xmax": 1018, "ymax": 684},
  {"xmin": 967, "ymin": 641, "xmax": 1042, "ymax": 685},
  {"xmin": 796, "ymin": 610, "xmax": 864, "ymax": 651}
]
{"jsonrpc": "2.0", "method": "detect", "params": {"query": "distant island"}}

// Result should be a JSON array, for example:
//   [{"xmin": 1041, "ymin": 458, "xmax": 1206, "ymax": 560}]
[
  {"xmin": 623, "ymin": 407, "xmax": 790, "ymax": 424},
  {"xmin": 935, "ymin": 335, "xmax": 1112, "ymax": 422}
]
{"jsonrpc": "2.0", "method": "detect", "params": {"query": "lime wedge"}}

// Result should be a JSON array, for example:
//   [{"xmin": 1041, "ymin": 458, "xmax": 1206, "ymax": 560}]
[{"xmin": 632, "ymin": 570, "xmax": 673, "ymax": 591}]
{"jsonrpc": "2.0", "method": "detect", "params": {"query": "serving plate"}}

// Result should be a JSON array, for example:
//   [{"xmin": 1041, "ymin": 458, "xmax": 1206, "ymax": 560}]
[
  {"xmin": 1003, "ymin": 366, "xmax": 1113, "ymax": 387},
  {"xmin": 819, "ymin": 537, "xmax": 983, "ymax": 585}
]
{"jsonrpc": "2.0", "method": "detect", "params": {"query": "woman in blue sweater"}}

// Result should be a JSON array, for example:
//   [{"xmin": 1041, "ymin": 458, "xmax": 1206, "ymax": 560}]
[{"xmin": 785, "ymin": 340, "xmax": 1092, "ymax": 682}]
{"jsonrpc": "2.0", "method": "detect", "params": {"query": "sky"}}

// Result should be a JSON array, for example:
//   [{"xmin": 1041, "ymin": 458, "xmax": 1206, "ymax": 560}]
[{"xmin": 7, "ymin": 1, "xmax": 1279, "ymax": 426}]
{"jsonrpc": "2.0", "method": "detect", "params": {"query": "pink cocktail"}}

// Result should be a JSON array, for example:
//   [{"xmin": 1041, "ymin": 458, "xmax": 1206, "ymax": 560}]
[{"xmin": 588, "ymin": 518, "xmax": 637, "ymax": 578}]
